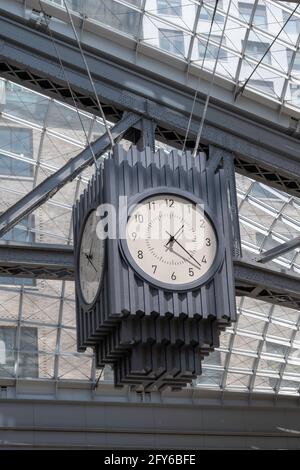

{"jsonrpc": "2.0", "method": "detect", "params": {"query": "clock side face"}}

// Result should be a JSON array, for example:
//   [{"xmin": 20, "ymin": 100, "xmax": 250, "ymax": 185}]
[
  {"xmin": 79, "ymin": 210, "xmax": 105, "ymax": 305},
  {"xmin": 125, "ymin": 194, "xmax": 218, "ymax": 288}
]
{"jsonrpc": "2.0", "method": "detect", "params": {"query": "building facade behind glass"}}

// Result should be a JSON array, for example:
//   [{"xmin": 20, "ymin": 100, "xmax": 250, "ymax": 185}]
[{"xmin": 51, "ymin": 0, "xmax": 300, "ymax": 107}]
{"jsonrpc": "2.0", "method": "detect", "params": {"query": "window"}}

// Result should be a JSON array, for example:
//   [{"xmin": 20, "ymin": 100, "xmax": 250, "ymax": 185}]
[
  {"xmin": 71, "ymin": 0, "xmax": 82, "ymax": 8},
  {"xmin": 5, "ymin": 82, "xmax": 49, "ymax": 123},
  {"xmin": 283, "ymin": 9, "xmax": 300, "ymax": 35},
  {"xmin": 0, "ymin": 215, "xmax": 35, "ymax": 286},
  {"xmin": 294, "ymin": 53, "xmax": 300, "ymax": 71},
  {"xmin": 157, "ymin": 0, "xmax": 182, "ymax": 16},
  {"xmin": 0, "ymin": 326, "xmax": 38, "ymax": 378},
  {"xmin": 290, "ymin": 84, "xmax": 300, "ymax": 106},
  {"xmin": 249, "ymin": 80, "xmax": 274, "ymax": 95},
  {"xmin": 65, "ymin": 0, "xmax": 142, "ymax": 37},
  {"xmin": 98, "ymin": 0, "xmax": 142, "ymax": 37},
  {"xmin": 159, "ymin": 29, "xmax": 185, "ymax": 56},
  {"xmin": 198, "ymin": 35, "xmax": 227, "ymax": 61},
  {"xmin": 254, "ymin": 4, "xmax": 267, "ymax": 27},
  {"xmin": 0, "ymin": 339, "xmax": 5, "ymax": 364},
  {"xmin": 0, "ymin": 81, "xmax": 4, "ymax": 106},
  {"xmin": 239, "ymin": 2, "xmax": 267, "ymax": 27},
  {"xmin": 243, "ymin": 40, "xmax": 271, "ymax": 64},
  {"xmin": 0, "ymin": 128, "xmax": 33, "ymax": 177},
  {"xmin": 200, "ymin": 1, "xmax": 224, "ymax": 22},
  {"xmin": 287, "ymin": 49, "xmax": 300, "ymax": 71}
]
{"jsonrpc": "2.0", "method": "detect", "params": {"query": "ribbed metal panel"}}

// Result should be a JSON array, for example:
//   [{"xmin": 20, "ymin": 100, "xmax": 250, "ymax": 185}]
[{"xmin": 74, "ymin": 145, "xmax": 235, "ymax": 390}]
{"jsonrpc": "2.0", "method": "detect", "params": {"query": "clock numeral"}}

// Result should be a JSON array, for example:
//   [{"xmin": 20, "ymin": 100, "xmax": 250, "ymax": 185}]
[
  {"xmin": 202, "ymin": 255, "xmax": 207, "ymax": 263},
  {"xmin": 171, "ymin": 272, "xmax": 176, "ymax": 280},
  {"xmin": 200, "ymin": 219, "xmax": 205, "ymax": 228},
  {"xmin": 152, "ymin": 265, "xmax": 157, "ymax": 274},
  {"xmin": 165, "ymin": 198, "xmax": 174, "ymax": 208},
  {"xmin": 205, "ymin": 238, "xmax": 211, "ymax": 246},
  {"xmin": 131, "ymin": 232, "xmax": 137, "ymax": 240},
  {"xmin": 148, "ymin": 201, "xmax": 155, "ymax": 210},
  {"xmin": 134, "ymin": 214, "xmax": 144, "ymax": 223},
  {"xmin": 189, "ymin": 268, "xmax": 194, "ymax": 277},
  {"xmin": 137, "ymin": 250, "xmax": 144, "ymax": 259}
]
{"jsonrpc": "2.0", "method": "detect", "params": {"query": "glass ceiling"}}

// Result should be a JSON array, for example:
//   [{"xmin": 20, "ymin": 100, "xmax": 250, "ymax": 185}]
[
  {"xmin": 47, "ymin": 0, "xmax": 300, "ymax": 113},
  {"xmin": 0, "ymin": 77, "xmax": 300, "ymax": 396},
  {"xmin": 0, "ymin": 0, "xmax": 300, "ymax": 396}
]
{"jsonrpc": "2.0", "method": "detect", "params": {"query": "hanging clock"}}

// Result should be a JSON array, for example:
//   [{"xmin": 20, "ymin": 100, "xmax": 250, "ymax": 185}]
[
  {"xmin": 76, "ymin": 185, "xmax": 105, "ymax": 305},
  {"xmin": 74, "ymin": 145, "xmax": 237, "ymax": 390},
  {"xmin": 77, "ymin": 208, "xmax": 105, "ymax": 306},
  {"xmin": 120, "ymin": 188, "xmax": 221, "ymax": 291}
]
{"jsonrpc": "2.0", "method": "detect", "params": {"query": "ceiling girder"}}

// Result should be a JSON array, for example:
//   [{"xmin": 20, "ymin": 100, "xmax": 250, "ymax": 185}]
[
  {"xmin": 256, "ymin": 236, "xmax": 300, "ymax": 264},
  {"xmin": 1, "ymin": 242, "xmax": 300, "ymax": 311}
]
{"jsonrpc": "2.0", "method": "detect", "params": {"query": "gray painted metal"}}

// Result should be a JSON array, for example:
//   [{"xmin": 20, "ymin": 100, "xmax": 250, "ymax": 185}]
[
  {"xmin": 208, "ymin": 146, "xmax": 242, "ymax": 258},
  {"xmin": 136, "ymin": 118, "xmax": 157, "ymax": 152},
  {"xmin": 234, "ymin": 257, "xmax": 300, "ymax": 310},
  {"xmin": 256, "ymin": 236, "xmax": 300, "ymax": 263},
  {"xmin": 224, "ymin": 152, "xmax": 242, "ymax": 258},
  {"xmin": 0, "ymin": 10, "xmax": 300, "ymax": 198},
  {"xmin": 0, "ymin": 240, "xmax": 74, "ymax": 280},
  {"xmin": 0, "ymin": 112, "xmax": 140, "ymax": 237},
  {"xmin": 0, "ymin": 384, "xmax": 299, "ymax": 449}
]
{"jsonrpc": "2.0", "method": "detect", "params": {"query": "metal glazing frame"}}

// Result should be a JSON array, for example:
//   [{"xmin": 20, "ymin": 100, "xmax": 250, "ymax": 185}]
[{"xmin": 0, "ymin": 0, "xmax": 299, "ymax": 395}]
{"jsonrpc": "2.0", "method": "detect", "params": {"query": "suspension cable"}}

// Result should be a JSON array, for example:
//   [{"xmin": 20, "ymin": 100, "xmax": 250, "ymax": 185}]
[
  {"xmin": 192, "ymin": 0, "xmax": 232, "ymax": 158},
  {"xmin": 38, "ymin": 0, "xmax": 99, "ymax": 169},
  {"xmin": 182, "ymin": 0, "xmax": 215, "ymax": 153},
  {"xmin": 62, "ymin": 0, "xmax": 114, "ymax": 148}
]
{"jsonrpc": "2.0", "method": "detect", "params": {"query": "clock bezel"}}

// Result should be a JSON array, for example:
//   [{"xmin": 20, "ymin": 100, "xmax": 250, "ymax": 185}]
[
  {"xmin": 76, "ymin": 206, "xmax": 106, "ymax": 308},
  {"xmin": 119, "ymin": 187, "xmax": 224, "ymax": 292}
]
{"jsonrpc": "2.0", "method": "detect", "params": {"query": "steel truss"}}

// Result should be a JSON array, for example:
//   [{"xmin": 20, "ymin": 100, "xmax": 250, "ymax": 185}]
[
  {"xmin": 234, "ymin": 257, "xmax": 300, "ymax": 310},
  {"xmin": 0, "ymin": 241, "xmax": 74, "ymax": 281},
  {"xmin": 1, "ymin": 242, "xmax": 300, "ymax": 311}
]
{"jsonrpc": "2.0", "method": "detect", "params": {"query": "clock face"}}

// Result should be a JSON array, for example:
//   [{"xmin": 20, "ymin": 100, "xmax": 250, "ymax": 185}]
[
  {"xmin": 79, "ymin": 210, "xmax": 105, "ymax": 304},
  {"xmin": 124, "ymin": 193, "xmax": 218, "ymax": 288}
]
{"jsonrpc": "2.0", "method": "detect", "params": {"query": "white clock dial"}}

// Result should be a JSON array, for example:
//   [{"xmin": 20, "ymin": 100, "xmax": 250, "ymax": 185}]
[
  {"xmin": 125, "ymin": 194, "xmax": 217, "ymax": 287},
  {"xmin": 79, "ymin": 210, "xmax": 105, "ymax": 304}
]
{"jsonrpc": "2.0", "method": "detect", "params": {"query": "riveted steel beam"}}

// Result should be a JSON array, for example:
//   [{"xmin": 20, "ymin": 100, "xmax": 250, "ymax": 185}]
[{"xmin": 0, "ymin": 241, "xmax": 74, "ymax": 281}]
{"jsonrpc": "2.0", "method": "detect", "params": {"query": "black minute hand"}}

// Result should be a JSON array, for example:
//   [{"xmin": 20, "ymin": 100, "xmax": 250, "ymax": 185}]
[{"xmin": 165, "ymin": 230, "xmax": 201, "ymax": 268}]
